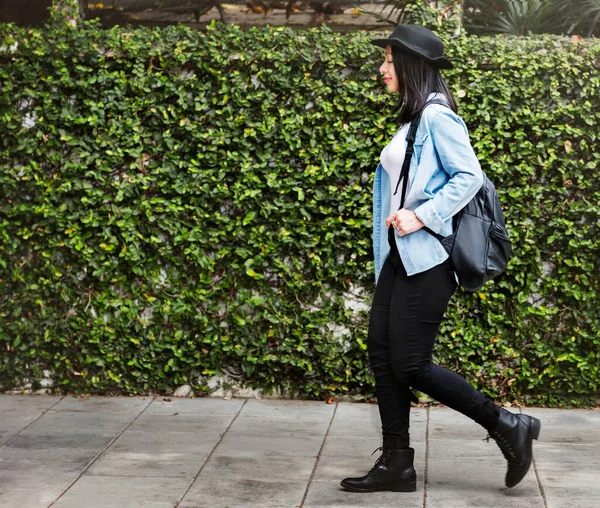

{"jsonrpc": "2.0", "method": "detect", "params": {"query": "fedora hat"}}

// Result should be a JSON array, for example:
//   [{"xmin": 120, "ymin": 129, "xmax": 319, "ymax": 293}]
[{"xmin": 371, "ymin": 24, "xmax": 452, "ymax": 69}]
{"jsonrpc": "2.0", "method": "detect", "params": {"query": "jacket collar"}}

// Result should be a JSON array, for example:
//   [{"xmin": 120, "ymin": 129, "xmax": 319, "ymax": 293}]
[{"xmin": 427, "ymin": 91, "xmax": 448, "ymax": 104}]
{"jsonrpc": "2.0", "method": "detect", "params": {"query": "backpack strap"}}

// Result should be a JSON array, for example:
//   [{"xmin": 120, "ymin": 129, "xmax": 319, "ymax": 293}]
[
  {"xmin": 394, "ymin": 98, "xmax": 449, "ymax": 210},
  {"xmin": 394, "ymin": 98, "xmax": 449, "ymax": 240}
]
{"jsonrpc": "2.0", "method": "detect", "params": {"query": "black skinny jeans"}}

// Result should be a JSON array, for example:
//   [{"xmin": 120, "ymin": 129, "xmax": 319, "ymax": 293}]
[{"xmin": 367, "ymin": 226, "xmax": 500, "ymax": 449}]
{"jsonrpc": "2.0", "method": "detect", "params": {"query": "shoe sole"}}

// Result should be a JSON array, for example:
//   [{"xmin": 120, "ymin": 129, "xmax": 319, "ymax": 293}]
[
  {"xmin": 506, "ymin": 415, "xmax": 541, "ymax": 488},
  {"xmin": 340, "ymin": 480, "xmax": 417, "ymax": 493}
]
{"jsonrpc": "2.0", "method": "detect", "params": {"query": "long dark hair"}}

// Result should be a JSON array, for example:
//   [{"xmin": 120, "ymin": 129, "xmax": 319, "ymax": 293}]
[{"xmin": 391, "ymin": 47, "xmax": 457, "ymax": 126}]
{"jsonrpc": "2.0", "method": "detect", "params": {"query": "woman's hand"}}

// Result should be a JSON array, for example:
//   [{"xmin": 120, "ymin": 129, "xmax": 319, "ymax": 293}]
[{"xmin": 386, "ymin": 209, "xmax": 425, "ymax": 236}]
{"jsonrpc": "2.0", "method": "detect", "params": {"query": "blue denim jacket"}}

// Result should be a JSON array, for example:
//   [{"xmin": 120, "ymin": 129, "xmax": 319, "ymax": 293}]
[{"xmin": 372, "ymin": 95, "xmax": 484, "ymax": 283}]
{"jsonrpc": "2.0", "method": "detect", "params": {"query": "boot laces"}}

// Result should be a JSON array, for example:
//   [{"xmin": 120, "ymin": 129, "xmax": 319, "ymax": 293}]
[
  {"xmin": 484, "ymin": 432, "xmax": 516, "ymax": 462},
  {"xmin": 368, "ymin": 446, "xmax": 386, "ymax": 474}
]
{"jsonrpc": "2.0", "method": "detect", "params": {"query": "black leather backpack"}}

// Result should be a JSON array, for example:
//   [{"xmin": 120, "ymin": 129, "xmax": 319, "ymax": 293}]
[{"xmin": 397, "ymin": 99, "xmax": 512, "ymax": 291}]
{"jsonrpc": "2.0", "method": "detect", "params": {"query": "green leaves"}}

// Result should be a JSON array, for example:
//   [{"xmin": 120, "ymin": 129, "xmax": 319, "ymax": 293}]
[{"xmin": 0, "ymin": 21, "xmax": 598, "ymax": 406}]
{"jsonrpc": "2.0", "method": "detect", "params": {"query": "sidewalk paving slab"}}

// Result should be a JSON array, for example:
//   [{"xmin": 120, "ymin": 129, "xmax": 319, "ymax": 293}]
[
  {"xmin": 520, "ymin": 407, "xmax": 600, "ymax": 444},
  {"xmin": 126, "ymin": 412, "xmax": 235, "ymax": 434},
  {"xmin": 51, "ymin": 395, "xmax": 153, "ymax": 414},
  {"xmin": 0, "ymin": 395, "xmax": 63, "ymax": 444},
  {"xmin": 0, "ymin": 472, "xmax": 78, "ymax": 508},
  {"xmin": 199, "ymin": 454, "xmax": 317, "ymax": 482},
  {"xmin": 86, "ymin": 430, "xmax": 220, "ymax": 478},
  {"xmin": 146, "ymin": 397, "xmax": 244, "ymax": 416},
  {"xmin": 228, "ymin": 414, "xmax": 331, "ymax": 436},
  {"xmin": 52, "ymin": 475, "xmax": 190, "ymax": 508},
  {"xmin": 425, "ymin": 459, "xmax": 543, "ymax": 508},
  {"xmin": 303, "ymin": 480, "xmax": 424, "ymax": 508},
  {"xmin": 0, "ymin": 394, "xmax": 597, "ymax": 508},
  {"xmin": 179, "ymin": 477, "xmax": 308, "ymax": 508}
]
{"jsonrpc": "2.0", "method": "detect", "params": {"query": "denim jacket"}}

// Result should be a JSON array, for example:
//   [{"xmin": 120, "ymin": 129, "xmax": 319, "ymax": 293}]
[{"xmin": 372, "ymin": 94, "xmax": 484, "ymax": 283}]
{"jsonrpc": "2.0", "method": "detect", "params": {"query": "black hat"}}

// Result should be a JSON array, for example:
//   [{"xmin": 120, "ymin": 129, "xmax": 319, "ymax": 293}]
[{"xmin": 371, "ymin": 24, "xmax": 452, "ymax": 70}]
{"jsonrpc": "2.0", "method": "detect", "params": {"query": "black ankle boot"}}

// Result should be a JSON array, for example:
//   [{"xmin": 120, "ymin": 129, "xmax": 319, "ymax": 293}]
[
  {"xmin": 485, "ymin": 408, "xmax": 541, "ymax": 488},
  {"xmin": 340, "ymin": 446, "xmax": 417, "ymax": 492}
]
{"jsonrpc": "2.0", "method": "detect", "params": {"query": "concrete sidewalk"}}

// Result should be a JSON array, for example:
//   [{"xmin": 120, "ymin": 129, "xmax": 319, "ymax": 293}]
[{"xmin": 0, "ymin": 395, "xmax": 598, "ymax": 508}]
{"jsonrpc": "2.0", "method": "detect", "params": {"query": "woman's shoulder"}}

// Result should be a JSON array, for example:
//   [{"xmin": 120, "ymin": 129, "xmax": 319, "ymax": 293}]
[
  {"xmin": 420, "ymin": 99, "xmax": 467, "ymax": 134},
  {"xmin": 421, "ymin": 94, "xmax": 457, "ymax": 120}
]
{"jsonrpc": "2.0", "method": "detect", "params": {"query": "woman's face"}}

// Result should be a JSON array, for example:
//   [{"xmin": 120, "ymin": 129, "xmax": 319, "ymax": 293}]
[{"xmin": 379, "ymin": 45, "xmax": 399, "ymax": 93}]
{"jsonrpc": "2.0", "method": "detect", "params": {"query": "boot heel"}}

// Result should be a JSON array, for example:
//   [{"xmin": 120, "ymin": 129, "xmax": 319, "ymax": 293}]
[
  {"xmin": 390, "ymin": 481, "xmax": 417, "ymax": 492},
  {"xmin": 530, "ymin": 417, "xmax": 541, "ymax": 440}
]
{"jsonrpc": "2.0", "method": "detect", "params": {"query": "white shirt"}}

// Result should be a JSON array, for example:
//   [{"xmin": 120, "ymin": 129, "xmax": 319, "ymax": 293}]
[{"xmin": 379, "ymin": 121, "xmax": 411, "ymax": 218}]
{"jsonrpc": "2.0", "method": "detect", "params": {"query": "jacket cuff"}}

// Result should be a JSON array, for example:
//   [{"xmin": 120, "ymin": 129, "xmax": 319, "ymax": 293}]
[{"xmin": 414, "ymin": 200, "xmax": 446, "ymax": 235}]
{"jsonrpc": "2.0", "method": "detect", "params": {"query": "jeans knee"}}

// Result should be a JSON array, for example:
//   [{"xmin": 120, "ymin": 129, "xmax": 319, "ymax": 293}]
[
  {"xmin": 392, "ymin": 363, "xmax": 413, "ymax": 385},
  {"xmin": 392, "ymin": 361, "xmax": 430, "ymax": 385}
]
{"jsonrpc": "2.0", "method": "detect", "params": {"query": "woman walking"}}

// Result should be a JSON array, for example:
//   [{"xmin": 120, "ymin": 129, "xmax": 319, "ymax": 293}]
[{"xmin": 340, "ymin": 25, "xmax": 541, "ymax": 493}]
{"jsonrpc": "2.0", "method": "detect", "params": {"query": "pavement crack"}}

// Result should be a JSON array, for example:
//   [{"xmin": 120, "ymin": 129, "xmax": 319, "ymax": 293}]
[
  {"xmin": 532, "ymin": 454, "xmax": 548, "ymax": 508},
  {"xmin": 298, "ymin": 400, "xmax": 338, "ymax": 508},
  {"xmin": 174, "ymin": 397, "xmax": 249, "ymax": 507},
  {"xmin": 0, "ymin": 395, "xmax": 66, "ymax": 449},
  {"xmin": 47, "ymin": 395, "xmax": 157, "ymax": 507}
]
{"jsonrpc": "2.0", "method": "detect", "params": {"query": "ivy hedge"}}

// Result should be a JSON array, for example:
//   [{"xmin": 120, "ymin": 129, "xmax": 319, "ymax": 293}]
[{"xmin": 0, "ymin": 20, "xmax": 598, "ymax": 406}]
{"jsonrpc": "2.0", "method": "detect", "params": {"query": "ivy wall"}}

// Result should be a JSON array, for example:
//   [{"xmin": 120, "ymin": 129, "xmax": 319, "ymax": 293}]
[{"xmin": 0, "ymin": 20, "xmax": 599, "ymax": 406}]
